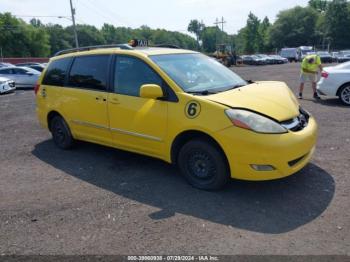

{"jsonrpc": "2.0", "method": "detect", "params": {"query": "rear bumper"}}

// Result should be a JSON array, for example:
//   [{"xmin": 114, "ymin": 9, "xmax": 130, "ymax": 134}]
[
  {"xmin": 317, "ymin": 78, "xmax": 337, "ymax": 96},
  {"xmin": 215, "ymin": 117, "xmax": 318, "ymax": 181}
]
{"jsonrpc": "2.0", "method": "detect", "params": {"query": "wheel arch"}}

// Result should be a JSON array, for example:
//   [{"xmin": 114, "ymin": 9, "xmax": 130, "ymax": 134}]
[
  {"xmin": 47, "ymin": 110, "xmax": 64, "ymax": 131},
  {"xmin": 170, "ymin": 130, "xmax": 229, "ymax": 169},
  {"xmin": 336, "ymin": 82, "xmax": 350, "ymax": 97}
]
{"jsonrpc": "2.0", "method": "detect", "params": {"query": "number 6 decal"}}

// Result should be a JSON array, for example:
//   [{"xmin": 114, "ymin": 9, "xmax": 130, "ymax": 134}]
[{"xmin": 185, "ymin": 101, "xmax": 201, "ymax": 119}]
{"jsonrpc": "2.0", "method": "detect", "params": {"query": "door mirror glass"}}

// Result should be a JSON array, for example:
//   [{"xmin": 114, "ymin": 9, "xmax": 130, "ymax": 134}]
[{"xmin": 140, "ymin": 84, "xmax": 163, "ymax": 99}]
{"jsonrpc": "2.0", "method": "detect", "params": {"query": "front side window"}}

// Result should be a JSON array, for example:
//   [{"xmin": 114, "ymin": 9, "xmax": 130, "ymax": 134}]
[
  {"xmin": 42, "ymin": 58, "xmax": 71, "ymax": 86},
  {"xmin": 68, "ymin": 55, "xmax": 109, "ymax": 91},
  {"xmin": 150, "ymin": 53, "xmax": 246, "ymax": 93},
  {"xmin": 114, "ymin": 56, "xmax": 162, "ymax": 97}
]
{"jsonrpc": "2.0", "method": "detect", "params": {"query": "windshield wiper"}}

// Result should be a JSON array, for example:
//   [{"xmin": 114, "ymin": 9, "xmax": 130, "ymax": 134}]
[
  {"xmin": 224, "ymin": 84, "xmax": 247, "ymax": 91},
  {"xmin": 187, "ymin": 90, "xmax": 217, "ymax": 95}
]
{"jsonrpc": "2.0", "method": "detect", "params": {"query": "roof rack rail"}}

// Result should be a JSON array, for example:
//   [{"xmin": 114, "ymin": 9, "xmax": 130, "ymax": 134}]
[
  {"xmin": 154, "ymin": 44, "xmax": 180, "ymax": 49},
  {"xmin": 54, "ymin": 44, "xmax": 133, "ymax": 56}
]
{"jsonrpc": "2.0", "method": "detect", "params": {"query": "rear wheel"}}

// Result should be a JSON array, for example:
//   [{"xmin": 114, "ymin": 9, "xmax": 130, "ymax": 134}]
[
  {"xmin": 50, "ymin": 116, "xmax": 74, "ymax": 149},
  {"xmin": 339, "ymin": 84, "xmax": 350, "ymax": 106},
  {"xmin": 178, "ymin": 139, "xmax": 230, "ymax": 190}
]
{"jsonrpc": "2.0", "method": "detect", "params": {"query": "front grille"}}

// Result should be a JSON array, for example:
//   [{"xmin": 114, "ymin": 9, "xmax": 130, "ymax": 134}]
[{"xmin": 281, "ymin": 108, "xmax": 310, "ymax": 132}]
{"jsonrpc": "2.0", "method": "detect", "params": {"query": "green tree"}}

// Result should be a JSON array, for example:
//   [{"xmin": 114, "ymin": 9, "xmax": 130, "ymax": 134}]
[
  {"xmin": 269, "ymin": 6, "xmax": 319, "ymax": 48},
  {"xmin": 26, "ymin": 25, "xmax": 50, "ymax": 56},
  {"xmin": 187, "ymin": 19, "xmax": 204, "ymax": 49},
  {"xmin": 66, "ymin": 24, "xmax": 106, "ymax": 47},
  {"xmin": 30, "ymin": 18, "xmax": 43, "ymax": 28},
  {"xmin": 45, "ymin": 24, "xmax": 73, "ymax": 55},
  {"xmin": 309, "ymin": 0, "xmax": 329, "ymax": 11},
  {"xmin": 324, "ymin": 0, "xmax": 350, "ymax": 49},
  {"xmin": 259, "ymin": 16, "xmax": 272, "ymax": 52},
  {"xmin": 200, "ymin": 26, "xmax": 217, "ymax": 52},
  {"xmin": 136, "ymin": 25, "xmax": 152, "ymax": 40},
  {"xmin": 242, "ymin": 12, "xmax": 261, "ymax": 53},
  {"xmin": 0, "ymin": 13, "xmax": 50, "ymax": 57}
]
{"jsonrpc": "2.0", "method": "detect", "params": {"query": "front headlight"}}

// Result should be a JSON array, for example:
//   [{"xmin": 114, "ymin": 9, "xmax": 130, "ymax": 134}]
[{"xmin": 225, "ymin": 109, "xmax": 287, "ymax": 134}]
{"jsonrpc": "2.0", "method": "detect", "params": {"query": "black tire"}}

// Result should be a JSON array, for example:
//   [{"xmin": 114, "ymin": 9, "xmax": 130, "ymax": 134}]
[
  {"xmin": 50, "ymin": 116, "xmax": 74, "ymax": 149},
  {"xmin": 177, "ymin": 139, "xmax": 230, "ymax": 190},
  {"xmin": 338, "ymin": 84, "xmax": 350, "ymax": 106}
]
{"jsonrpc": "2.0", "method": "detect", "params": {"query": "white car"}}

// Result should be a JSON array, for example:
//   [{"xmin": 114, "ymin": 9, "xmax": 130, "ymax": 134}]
[
  {"xmin": 317, "ymin": 61, "xmax": 350, "ymax": 105},
  {"xmin": 0, "ymin": 76, "xmax": 16, "ymax": 94},
  {"xmin": 0, "ymin": 66, "xmax": 40, "ymax": 89}
]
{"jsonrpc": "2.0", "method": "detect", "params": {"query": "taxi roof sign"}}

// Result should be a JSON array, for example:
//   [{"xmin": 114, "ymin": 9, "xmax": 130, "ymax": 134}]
[{"xmin": 128, "ymin": 39, "xmax": 149, "ymax": 47}]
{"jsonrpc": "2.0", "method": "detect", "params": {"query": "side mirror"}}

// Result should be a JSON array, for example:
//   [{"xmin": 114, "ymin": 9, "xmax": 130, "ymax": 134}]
[{"xmin": 140, "ymin": 84, "xmax": 164, "ymax": 99}]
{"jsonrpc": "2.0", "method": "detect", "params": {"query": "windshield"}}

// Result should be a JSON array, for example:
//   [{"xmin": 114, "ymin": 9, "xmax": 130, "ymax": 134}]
[
  {"xmin": 150, "ymin": 53, "xmax": 247, "ymax": 93},
  {"xmin": 301, "ymin": 49, "xmax": 312, "ymax": 55},
  {"xmin": 280, "ymin": 49, "xmax": 296, "ymax": 57}
]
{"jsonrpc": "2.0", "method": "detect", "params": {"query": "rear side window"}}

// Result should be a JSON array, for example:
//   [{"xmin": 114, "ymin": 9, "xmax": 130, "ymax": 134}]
[
  {"xmin": 0, "ymin": 68, "xmax": 12, "ymax": 74},
  {"xmin": 13, "ymin": 68, "xmax": 27, "ymax": 74},
  {"xmin": 68, "ymin": 55, "xmax": 109, "ymax": 91},
  {"xmin": 42, "ymin": 58, "xmax": 71, "ymax": 86}
]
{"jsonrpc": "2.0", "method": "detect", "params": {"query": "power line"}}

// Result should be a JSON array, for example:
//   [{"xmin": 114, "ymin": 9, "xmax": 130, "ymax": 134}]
[
  {"xmin": 14, "ymin": 15, "xmax": 71, "ymax": 18},
  {"xmin": 85, "ymin": 0, "xmax": 133, "ymax": 27},
  {"xmin": 76, "ymin": 0, "xmax": 134, "ymax": 27},
  {"xmin": 75, "ymin": 0, "xmax": 125, "ymax": 26}
]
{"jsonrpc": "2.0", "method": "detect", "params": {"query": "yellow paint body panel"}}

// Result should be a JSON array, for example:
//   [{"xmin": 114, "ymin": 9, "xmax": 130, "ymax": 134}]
[{"xmin": 36, "ymin": 47, "xmax": 318, "ymax": 181}]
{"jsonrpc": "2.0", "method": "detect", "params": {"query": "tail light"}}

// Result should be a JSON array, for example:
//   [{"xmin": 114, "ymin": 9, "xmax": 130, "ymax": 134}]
[
  {"xmin": 321, "ymin": 71, "xmax": 329, "ymax": 78},
  {"xmin": 34, "ymin": 83, "xmax": 40, "ymax": 95}
]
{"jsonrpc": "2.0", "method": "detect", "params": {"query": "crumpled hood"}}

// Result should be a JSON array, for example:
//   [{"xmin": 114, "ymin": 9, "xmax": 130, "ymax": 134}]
[{"xmin": 207, "ymin": 81, "xmax": 300, "ymax": 121}]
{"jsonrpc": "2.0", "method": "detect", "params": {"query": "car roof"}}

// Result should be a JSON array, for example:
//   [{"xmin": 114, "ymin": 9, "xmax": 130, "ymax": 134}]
[
  {"xmin": 52, "ymin": 47, "xmax": 198, "ymax": 61},
  {"xmin": 0, "ymin": 66, "xmax": 25, "ymax": 70},
  {"xmin": 0, "ymin": 66, "xmax": 38, "ymax": 72},
  {"xmin": 29, "ymin": 64, "xmax": 45, "ymax": 67}
]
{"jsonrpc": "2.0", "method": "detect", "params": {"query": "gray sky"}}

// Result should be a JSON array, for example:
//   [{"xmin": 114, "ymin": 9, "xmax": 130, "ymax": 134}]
[{"xmin": 2, "ymin": 0, "xmax": 309, "ymax": 34}]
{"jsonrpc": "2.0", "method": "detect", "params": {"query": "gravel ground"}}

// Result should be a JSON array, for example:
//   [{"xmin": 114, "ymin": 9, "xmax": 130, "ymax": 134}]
[{"xmin": 0, "ymin": 62, "xmax": 349, "ymax": 255}]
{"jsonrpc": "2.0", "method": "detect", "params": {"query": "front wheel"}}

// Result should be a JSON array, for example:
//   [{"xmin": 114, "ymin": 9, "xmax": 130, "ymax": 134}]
[
  {"xmin": 339, "ymin": 84, "xmax": 350, "ymax": 106},
  {"xmin": 178, "ymin": 139, "xmax": 230, "ymax": 190},
  {"xmin": 50, "ymin": 116, "xmax": 74, "ymax": 149}
]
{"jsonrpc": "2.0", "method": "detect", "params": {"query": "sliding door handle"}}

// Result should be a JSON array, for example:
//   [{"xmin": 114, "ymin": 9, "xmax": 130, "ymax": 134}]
[{"xmin": 109, "ymin": 97, "xmax": 120, "ymax": 104}]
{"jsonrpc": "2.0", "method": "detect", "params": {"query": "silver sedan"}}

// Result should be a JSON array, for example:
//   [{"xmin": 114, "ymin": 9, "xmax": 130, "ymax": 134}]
[
  {"xmin": 0, "ymin": 76, "xmax": 16, "ymax": 94},
  {"xmin": 0, "ymin": 66, "xmax": 40, "ymax": 88}
]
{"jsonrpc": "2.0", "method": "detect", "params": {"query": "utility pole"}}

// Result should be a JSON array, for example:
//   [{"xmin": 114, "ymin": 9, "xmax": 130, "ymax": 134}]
[
  {"xmin": 214, "ymin": 18, "xmax": 219, "ymax": 47},
  {"xmin": 214, "ymin": 17, "xmax": 226, "ymax": 32},
  {"xmin": 214, "ymin": 17, "xmax": 226, "ymax": 46},
  {"xmin": 69, "ymin": 0, "xmax": 79, "ymax": 48}
]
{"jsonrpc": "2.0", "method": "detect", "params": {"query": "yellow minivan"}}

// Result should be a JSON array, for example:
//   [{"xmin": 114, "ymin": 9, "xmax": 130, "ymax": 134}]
[{"xmin": 36, "ymin": 44, "xmax": 317, "ymax": 190}]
